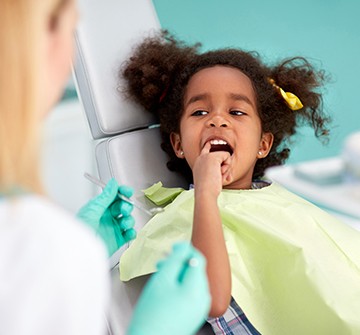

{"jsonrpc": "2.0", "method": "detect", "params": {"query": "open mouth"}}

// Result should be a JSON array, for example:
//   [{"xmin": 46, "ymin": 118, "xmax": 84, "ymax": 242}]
[{"xmin": 209, "ymin": 139, "xmax": 234, "ymax": 155}]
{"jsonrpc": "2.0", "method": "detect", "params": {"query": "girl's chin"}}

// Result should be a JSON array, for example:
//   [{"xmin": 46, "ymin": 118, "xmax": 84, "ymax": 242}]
[
  {"xmin": 222, "ymin": 178, "xmax": 234, "ymax": 188},
  {"xmin": 222, "ymin": 179, "xmax": 253, "ymax": 190}
]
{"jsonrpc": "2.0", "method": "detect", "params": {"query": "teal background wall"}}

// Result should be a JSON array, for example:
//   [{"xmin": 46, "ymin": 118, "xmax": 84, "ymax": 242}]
[{"xmin": 153, "ymin": 0, "xmax": 360, "ymax": 164}]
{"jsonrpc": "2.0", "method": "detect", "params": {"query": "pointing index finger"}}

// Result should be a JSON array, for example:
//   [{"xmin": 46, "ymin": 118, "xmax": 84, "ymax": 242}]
[{"xmin": 201, "ymin": 141, "xmax": 212, "ymax": 154}]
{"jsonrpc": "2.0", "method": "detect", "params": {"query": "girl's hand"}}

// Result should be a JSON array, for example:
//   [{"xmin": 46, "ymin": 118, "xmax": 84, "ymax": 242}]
[
  {"xmin": 191, "ymin": 143, "xmax": 233, "ymax": 317},
  {"xmin": 193, "ymin": 142, "xmax": 232, "ymax": 199}
]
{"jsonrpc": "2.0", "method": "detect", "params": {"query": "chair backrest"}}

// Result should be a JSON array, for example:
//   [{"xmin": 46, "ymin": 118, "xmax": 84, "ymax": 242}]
[
  {"xmin": 73, "ymin": 0, "xmax": 188, "ymax": 235},
  {"xmin": 73, "ymin": 0, "xmax": 158, "ymax": 139}
]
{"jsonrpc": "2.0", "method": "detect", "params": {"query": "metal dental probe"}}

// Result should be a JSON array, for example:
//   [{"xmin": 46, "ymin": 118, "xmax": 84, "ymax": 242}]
[{"xmin": 84, "ymin": 172, "xmax": 164, "ymax": 217}]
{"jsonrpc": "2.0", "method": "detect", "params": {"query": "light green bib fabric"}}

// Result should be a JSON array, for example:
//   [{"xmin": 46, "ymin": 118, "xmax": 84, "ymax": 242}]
[{"xmin": 120, "ymin": 182, "xmax": 360, "ymax": 335}]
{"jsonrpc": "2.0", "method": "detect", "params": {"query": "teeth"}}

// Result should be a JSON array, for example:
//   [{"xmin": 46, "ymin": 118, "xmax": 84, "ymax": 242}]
[{"xmin": 210, "ymin": 139, "xmax": 227, "ymax": 145}]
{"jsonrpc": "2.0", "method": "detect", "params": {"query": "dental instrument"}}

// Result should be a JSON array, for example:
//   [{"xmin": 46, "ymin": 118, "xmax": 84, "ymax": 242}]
[{"xmin": 84, "ymin": 172, "xmax": 164, "ymax": 217}]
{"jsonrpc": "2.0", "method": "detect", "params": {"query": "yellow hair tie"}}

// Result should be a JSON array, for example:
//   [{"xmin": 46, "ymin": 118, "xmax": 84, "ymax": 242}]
[{"xmin": 268, "ymin": 78, "xmax": 303, "ymax": 111}]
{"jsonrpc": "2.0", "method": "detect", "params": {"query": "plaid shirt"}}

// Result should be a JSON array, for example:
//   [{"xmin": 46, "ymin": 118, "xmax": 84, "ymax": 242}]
[{"xmin": 207, "ymin": 297, "xmax": 261, "ymax": 335}]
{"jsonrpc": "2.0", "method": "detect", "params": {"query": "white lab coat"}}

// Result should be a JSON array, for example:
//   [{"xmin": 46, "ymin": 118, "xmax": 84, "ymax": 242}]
[{"xmin": 0, "ymin": 194, "xmax": 110, "ymax": 335}]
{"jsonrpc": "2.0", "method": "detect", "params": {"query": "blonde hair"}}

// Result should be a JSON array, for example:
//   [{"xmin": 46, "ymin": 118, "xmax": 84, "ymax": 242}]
[{"xmin": 0, "ymin": 0, "xmax": 70, "ymax": 195}]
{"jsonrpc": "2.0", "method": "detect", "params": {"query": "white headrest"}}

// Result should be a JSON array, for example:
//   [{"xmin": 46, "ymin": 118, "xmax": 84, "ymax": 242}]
[{"xmin": 73, "ymin": 0, "xmax": 160, "ymax": 139}]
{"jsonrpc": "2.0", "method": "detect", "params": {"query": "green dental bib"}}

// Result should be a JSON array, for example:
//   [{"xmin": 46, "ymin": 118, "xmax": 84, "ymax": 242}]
[{"xmin": 120, "ymin": 182, "xmax": 360, "ymax": 335}]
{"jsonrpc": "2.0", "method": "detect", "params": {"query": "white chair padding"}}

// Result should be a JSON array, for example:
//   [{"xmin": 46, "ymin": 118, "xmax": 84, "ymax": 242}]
[
  {"xmin": 73, "ymin": 0, "xmax": 188, "ymax": 233},
  {"xmin": 73, "ymin": 0, "xmax": 159, "ymax": 139}
]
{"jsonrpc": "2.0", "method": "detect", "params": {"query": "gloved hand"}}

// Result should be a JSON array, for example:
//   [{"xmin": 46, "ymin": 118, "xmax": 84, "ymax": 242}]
[
  {"xmin": 127, "ymin": 242, "xmax": 211, "ymax": 335},
  {"xmin": 77, "ymin": 178, "xmax": 136, "ymax": 256}
]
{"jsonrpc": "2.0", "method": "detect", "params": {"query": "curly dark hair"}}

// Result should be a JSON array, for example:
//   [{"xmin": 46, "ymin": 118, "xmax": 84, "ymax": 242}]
[{"xmin": 121, "ymin": 30, "xmax": 330, "ymax": 184}]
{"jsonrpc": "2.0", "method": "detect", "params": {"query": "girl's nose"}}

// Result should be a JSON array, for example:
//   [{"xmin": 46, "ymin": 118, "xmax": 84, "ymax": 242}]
[{"xmin": 207, "ymin": 115, "xmax": 229, "ymax": 128}]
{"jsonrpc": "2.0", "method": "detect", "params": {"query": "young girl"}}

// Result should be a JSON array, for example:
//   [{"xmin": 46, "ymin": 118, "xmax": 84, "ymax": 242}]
[{"xmin": 119, "ymin": 31, "xmax": 360, "ymax": 335}]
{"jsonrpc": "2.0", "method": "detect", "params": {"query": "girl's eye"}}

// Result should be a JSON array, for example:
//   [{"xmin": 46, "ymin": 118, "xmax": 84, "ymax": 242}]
[
  {"xmin": 191, "ymin": 110, "xmax": 208, "ymax": 116},
  {"xmin": 230, "ymin": 110, "xmax": 245, "ymax": 116}
]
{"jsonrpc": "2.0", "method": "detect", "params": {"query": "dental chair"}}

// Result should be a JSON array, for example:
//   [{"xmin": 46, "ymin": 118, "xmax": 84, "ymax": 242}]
[{"xmin": 73, "ymin": 0, "xmax": 213, "ymax": 334}]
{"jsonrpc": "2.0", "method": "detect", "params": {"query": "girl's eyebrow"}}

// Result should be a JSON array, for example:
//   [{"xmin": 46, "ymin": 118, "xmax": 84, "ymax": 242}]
[
  {"xmin": 229, "ymin": 93, "xmax": 255, "ymax": 108},
  {"xmin": 185, "ymin": 93, "xmax": 255, "ymax": 108},
  {"xmin": 185, "ymin": 93, "xmax": 208, "ymax": 107}
]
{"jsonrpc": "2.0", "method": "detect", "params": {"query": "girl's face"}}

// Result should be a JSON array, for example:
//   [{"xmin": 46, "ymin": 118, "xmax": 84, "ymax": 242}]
[{"xmin": 171, "ymin": 65, "xmax": 273, "ymax": 189}]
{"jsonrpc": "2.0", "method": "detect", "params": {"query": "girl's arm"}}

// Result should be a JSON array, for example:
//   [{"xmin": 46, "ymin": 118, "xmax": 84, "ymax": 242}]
[{"xmin": 191, "ymin": 144, "xmax": 232, "ymax": 317}]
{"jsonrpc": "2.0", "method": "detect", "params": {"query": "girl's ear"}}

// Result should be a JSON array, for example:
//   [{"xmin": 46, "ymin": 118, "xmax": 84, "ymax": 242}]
[
  {"xmin": 170, "ymin": 132, "xmax": 184, "ymax": 158},
  {"xmin": 257, "ymin": 132, "xmax": 274, "ymax": 158}
]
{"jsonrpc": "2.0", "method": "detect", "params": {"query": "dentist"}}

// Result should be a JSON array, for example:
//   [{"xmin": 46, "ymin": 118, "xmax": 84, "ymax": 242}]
[{"xmin": 0, "ymin": 1, "xmax": 210, "ymax": 334}]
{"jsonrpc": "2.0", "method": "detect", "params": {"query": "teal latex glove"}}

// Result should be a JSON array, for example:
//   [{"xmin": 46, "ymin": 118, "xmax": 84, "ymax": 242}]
[
  {"xmin": 77, "ymin": 178, "xmax": 136, "ymax": 256},
  {"xmin": 127, "ymin": 242, "xmax": 211, "ymax": 335}
]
